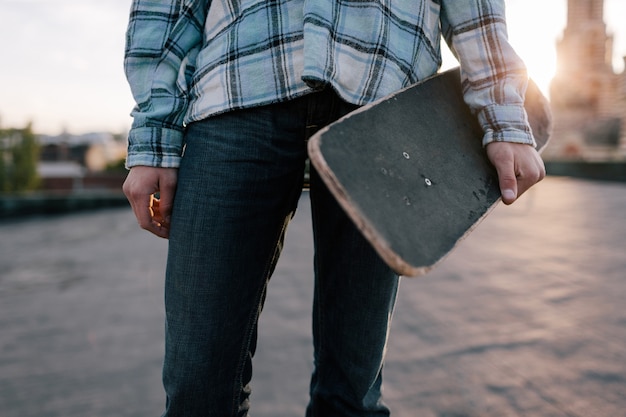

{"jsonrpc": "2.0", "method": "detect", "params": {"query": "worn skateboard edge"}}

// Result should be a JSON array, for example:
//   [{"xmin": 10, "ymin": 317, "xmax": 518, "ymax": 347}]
[
  {"xmin": 308, "ymin": 140, "xmax": 431, "ymax": 276},
  {"xmin": 308, "ymin": 67, "xmax": 552, "ymax": 277}
]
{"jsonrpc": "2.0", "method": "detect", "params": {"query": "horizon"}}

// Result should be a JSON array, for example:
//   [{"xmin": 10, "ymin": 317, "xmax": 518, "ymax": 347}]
[{"xmin": 1, "ymin": 0, "xmax": 625, "ymax": 135}]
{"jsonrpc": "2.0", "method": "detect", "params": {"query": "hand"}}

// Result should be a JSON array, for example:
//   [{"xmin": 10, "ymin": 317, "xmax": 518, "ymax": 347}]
[
  {"xmin": 123, "ymin": 166, "xmax": 178, "ymax": 238},
  {"xmin": 486, "ymin": 142, "xmax": 545, "ymax": 205}
]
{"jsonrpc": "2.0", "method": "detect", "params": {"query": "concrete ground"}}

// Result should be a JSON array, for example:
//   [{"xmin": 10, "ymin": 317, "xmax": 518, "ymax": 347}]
[{"xmin": 1, "ymin": 176, "xmax": 625, "ymax": 417}]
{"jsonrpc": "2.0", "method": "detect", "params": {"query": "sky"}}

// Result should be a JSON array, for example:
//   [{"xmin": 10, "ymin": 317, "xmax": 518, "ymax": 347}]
[{"xmin": 1, "ymin": 0, "xmax": 625, "ymax": 135}]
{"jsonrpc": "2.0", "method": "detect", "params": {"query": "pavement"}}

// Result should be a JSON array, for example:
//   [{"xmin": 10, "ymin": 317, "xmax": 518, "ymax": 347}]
[{"xmin": 1, "ymin": 176, "xmax": 625, "ymax": 417}]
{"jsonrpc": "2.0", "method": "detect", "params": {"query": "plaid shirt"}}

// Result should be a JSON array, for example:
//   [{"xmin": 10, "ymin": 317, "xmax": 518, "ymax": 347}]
[{"xmin": 125, "ymin": 0, "xmax": 534, "ymax": 168}]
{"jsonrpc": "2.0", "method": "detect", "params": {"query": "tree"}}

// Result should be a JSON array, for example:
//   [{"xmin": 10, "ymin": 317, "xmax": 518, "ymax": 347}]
[{"xmin": 0, "ymin": 123, "xmax": 40, "ymax": 193}]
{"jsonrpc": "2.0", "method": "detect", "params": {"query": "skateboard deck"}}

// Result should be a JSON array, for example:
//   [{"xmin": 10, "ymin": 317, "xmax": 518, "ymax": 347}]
[{"xmin": 308, "ymin": 67, "xmax": 551, "ymax": 277}]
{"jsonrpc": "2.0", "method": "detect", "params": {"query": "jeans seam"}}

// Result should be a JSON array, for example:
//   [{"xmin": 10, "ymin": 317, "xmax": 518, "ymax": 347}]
[
  {"xmin": 309, "ymin": 176, "xmax": 327, "ymax": 397},
  {"xmin": 230, "ymin": 175, "xmax": 303, "ymax": 416}
]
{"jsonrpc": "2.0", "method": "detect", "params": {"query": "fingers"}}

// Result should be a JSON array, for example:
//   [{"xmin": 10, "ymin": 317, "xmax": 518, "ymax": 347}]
[
  {"xmin": 123, "ymin": 172, "xmax": 157, "ymax": 235},
  {"xmin": 486, "ymin": 142, "xmax": 545, "ymax": 205},
  {"xmin": 515, "ymin": 154, "xmax": 546, "ymax": 202},
  {"xmin": 142, "ymin": 198, "xmax": 170, "ymax": 239},
  {"xmin": 148, "ymin": 196, "xmax": 171, "ymax": 238},
  {"xmin": 154, "ymin": 171, "xmax": 177, "ymax": 229},
  {"xmin": 123, "ymin": 166, "xmax": 178, "ymax": 239}
]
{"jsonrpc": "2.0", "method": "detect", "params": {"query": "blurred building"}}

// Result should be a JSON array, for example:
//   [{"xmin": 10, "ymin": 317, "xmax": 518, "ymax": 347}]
[
  {"xmin": 38, "ymin": 131, "xmax": 127, "ymax": 192},
  {"xmin": 546, "ymin": 0, "xmax": 626, "ymax": 161},
  {"xmin": 39, "ymin": 131, "xmax": 126, "ymax": 171}
]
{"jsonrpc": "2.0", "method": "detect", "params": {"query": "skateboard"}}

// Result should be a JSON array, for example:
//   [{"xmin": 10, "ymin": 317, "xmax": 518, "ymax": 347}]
[{"xmin": 308, "ymin": 67, "xmax": 551, "ymax": 277}]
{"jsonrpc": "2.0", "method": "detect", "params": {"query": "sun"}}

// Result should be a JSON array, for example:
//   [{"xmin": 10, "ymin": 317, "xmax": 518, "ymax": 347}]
[
  {"xmin": 439, "ymin": 34, "xmax": 559, "ymax": 100},
  {"xmin": 439, "ymin": 1, "xmax": 565, "ymax": 99},
  {"xmin": 504, "ymin": 0, "xmax": 567, "ymax": 99},
  {"xmin": 512, "ymin": 40, "xmax": 558, "ymax": 99}
]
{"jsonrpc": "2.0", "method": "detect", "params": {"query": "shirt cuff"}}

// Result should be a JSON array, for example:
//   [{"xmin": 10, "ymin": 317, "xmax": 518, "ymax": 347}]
[
  {"xmin": 125, "ymin": 126, "xmax": 184, "ymax": 168},
  {"xmin": 478, "ymin": 104, "xmax": 537, "ymax": 147}
]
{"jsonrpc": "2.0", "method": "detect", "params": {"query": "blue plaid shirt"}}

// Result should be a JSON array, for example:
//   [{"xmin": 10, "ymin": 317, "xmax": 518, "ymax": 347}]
[{"xmin": 125, "ymin": 0, "xmax": 535, "ymax": 168}]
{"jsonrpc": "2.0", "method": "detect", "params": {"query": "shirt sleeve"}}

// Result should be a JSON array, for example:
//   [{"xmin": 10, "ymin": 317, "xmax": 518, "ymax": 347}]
[
  {"xmin": 124, "ymin": 0, "xmax": 209, "ymax": 168},
  {"xmin": 440, "ymin": 0, "xmax": 536, "ymax": 147}
]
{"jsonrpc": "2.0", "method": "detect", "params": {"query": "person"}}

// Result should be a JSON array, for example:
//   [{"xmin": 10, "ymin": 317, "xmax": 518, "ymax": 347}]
[{"xmin": 122, "ymin": 0, "xmax": 546, "ymax": 415}]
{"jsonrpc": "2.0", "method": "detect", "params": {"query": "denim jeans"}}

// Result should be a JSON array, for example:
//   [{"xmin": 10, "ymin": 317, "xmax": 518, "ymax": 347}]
[{"xmin": 163, "ymin": 87, "xmax": 400, "ymax": 417}]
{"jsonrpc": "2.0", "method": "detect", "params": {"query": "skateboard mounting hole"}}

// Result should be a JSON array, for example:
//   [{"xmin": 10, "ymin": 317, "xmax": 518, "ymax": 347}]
[
  {"xmin": 402, "ymin": 152, "xmax": 410, "ymax": 159},
  {"xmin": 425, "ymin": 178, "xmax": 432, "ymax": 186}
]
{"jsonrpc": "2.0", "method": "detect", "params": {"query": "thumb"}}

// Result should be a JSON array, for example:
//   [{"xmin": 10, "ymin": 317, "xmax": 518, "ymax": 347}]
[
  {"xmin": 499, "ymin": 177, "xmax": 517, "ymax": 205},
  {"xmin": 487, "ymin": 143, "xmax": 518, "ymax": 205},
  {"xmin": 493, "ymin": 157, "xmax": 518, "ymax": 204}
]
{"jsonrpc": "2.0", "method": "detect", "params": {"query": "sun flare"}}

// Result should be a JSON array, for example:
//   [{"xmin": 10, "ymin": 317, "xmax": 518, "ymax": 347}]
[
  {"xmin": 439, "ymin": 1, "xmax": 565, "ymax": 99},
  {"xmin": 505, "ymin": 1, "xmax": 566, "ymax": 99}
]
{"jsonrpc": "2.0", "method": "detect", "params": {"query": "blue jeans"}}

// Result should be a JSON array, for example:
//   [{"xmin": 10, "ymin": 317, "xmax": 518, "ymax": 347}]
[{"xmin": 164, "ymin": 87, "xmax": 400, "ymax": 417}]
